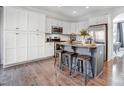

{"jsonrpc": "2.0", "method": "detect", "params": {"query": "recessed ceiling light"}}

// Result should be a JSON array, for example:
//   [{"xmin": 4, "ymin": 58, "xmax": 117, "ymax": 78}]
[
  {"xmin": 86, "ymin": 6, "xmax": 89, "ymax": 9},
  {"xmin": 73, "ymin": 10, "xmax": 77, "ymax": 14}
]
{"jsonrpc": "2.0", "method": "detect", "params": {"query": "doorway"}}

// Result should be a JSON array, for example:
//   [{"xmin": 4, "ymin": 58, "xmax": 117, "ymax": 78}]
[{"xmin": 113, "ymin": 13, "xmax": 124, "ymax": 57}]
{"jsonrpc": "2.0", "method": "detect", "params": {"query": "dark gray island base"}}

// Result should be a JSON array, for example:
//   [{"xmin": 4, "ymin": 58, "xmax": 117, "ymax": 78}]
[{"xmin": 56, "ymin": 42, "xmax": 105, "ymax": 78}]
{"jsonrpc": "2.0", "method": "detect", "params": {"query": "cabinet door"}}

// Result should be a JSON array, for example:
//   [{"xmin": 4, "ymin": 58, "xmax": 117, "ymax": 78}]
[
  {"xmin": 5, "ymin": 49, "xmax": 16, "ymax": 65},
  {"xmin": 16, "ymin": 32, "xmax": 27, "ymax": 62},
  {"xmin": 77, "ymin": 22, "xmax": 88, "ymax": 34},
  {"xmin": 28, "ymin": 47, "xmax": 38, "ymax": 60},
  {"xmin": 46, "ymin": 18, "xmax": 52, "ymax": 33},
  {"xmin": 29, "ymin": 32, "xmax": 38, "ymax": 47},
  {"xmin": 5, "ymin": 32, "xmax": 16, "ymax": 65},
  {"xmin": 5, "ymin": 31, "xmax": 16, "ymax": 49},
  {"xmin": 5, "ymin": 7, "xmax": 27, "ymax": 31},
  {"xmin": 45, "ymin": 43, "xmax": 54, "ymax": 57},
  {"xmin": 66, "ymin": 22, "xmax": 71, "ymax": 34},
  {"xmin": 49, "ymin": 43, "xmax": 54, "ymax": 56},
  {"xmin": 45, "ymin": 43, "xmax": 49, "ymax": 57},
  {"xmin": 18, "ymin": 10, "xmax": 27, "ymax": 31},
  {"xmin": 38, "ymin": 14, "xmax": 46, "ymax": 33},
  {"xmin": 27, "ymin": 32, "xmax": 38, "ymax": 60},
  {"xmin": 38, "ymin": 46, "xmax": 44, "ymax": 58},
  {"xmin": 58, "ymin": 20, "xmax": 63, "ymax": 27},
  {"xmin": 28, "ymin": 12, "xmax": 45, "ymax": 32},
  {"xmin": 5, "ymin": 7, "xmax": 18, "ymax": 30},
  {"xmin": 28, "ymin": 12, "xmax": 38, "ymax": 32},
  {"xmin": 63, "ymin": 21, "xmax": 67, "ymax": 34},
  {"xmin": 37, "ymin": 33, "xmax": 45, "ymax": 46},
  {"xmin": 37, "ymin": 34, "xmax": 45, "ymax": 58},
  {"xmin": 16, "ymin": 47, "xmax": 27, "ymax": 62}
]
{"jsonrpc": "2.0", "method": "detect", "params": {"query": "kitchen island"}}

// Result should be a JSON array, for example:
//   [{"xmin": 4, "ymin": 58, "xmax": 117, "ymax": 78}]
[{"xmin": 55, "ymin": 42, "xmax": 105, "ymax": 78}]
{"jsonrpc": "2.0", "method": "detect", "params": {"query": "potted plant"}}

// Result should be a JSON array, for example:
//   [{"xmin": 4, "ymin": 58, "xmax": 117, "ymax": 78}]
[{"xmin": 80, "ymin": 29, "xmax": 90, "ymax": 44}]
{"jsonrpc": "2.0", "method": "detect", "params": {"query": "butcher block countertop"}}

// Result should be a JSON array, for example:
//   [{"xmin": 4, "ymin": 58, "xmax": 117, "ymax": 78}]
[{"xmin": 55, "ymin": 41, "xmax": 104, "ymax": 49}]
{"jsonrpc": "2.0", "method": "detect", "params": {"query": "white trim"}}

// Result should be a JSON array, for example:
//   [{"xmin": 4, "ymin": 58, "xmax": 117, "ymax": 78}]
[{"xmin": 3, "ymin": 56, "xmax": 54, "ymax": 68}]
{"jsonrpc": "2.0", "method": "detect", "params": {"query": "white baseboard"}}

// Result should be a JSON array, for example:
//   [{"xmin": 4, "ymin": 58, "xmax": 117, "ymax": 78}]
[{"xmin": 3, "ymin": 56, "xmax": 54, "ymax": 68}]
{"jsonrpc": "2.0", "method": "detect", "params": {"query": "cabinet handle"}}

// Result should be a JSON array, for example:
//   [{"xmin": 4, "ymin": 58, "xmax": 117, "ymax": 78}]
[
  {"xmin": 16, "ymin": 33, "xmax": 19, "ymax": 35},
  {"xmin": 16, "ymin": 28, "xmax": 19, "ymax": 29}
]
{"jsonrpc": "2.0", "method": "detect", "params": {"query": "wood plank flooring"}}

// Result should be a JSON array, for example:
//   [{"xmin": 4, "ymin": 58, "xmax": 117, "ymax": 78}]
[{"xmin": 0, "ymin": 56, "xmax": 124, "ymax": 86}]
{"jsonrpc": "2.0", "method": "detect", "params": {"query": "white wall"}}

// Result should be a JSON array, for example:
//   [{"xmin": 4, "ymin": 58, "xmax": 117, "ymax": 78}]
[{"xmin": 0, "ymin": 7, "xmax": 3, "ymax": 64}]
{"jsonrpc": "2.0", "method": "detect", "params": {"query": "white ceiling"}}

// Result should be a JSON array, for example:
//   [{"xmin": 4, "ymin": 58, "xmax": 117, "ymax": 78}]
[{"xmin": 28, "ymin": 6, "xmax": 123, "ymax": 21}]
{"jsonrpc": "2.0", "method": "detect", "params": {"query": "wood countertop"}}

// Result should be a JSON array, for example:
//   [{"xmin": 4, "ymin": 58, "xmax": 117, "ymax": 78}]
[{"xmin": 55, "ymin": 41, "xmax": 104, "ymax": 49}]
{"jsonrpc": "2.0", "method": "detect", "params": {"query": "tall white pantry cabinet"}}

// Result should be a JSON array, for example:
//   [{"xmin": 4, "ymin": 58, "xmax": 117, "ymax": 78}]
[{"xmin": 2, "ymin": 7, "xmax": 46, "ymax": 67}]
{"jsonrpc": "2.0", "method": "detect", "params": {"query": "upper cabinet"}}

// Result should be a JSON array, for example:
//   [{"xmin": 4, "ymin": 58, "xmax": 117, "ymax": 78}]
[
  {"xmin": 76, "ymin": 21, "xmax": 89, "ymax": 34},
  {"xmin": 89, "ymin": 15, "xmax": 108, "ymax": 25},
  {"xmin": 62, "ymin": 21, "xmax": 71, "ymax": 34},
  {"xmin": 46, "ymin": 18, "xmax": 52, "ymax": 33},
  {"xmin": 70, "ymin": 23, "xmax": 77, "ymax": 34},
  {"xmin": 28, "ymin": 11, "xmax": 46, "ymax": 33},
  {"xmin": 4, "ymin": 7, "xmax": 27, "ymax": 31},
  {"xmin": 46, "ymin": 18, "xmax": 62, "ymax": 33}
]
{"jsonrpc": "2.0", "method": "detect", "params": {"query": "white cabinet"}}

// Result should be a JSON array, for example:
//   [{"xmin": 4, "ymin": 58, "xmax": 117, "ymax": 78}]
[
  {"xmin": 38, "ymin": 45, "xmax": 44, "ymax": 58},
  {"xmin": 57, "ymin": 20, "xmax": 63, "ymax": 27},
  {"xmin": 45, "ymin": 43, "xmax": 54, "ymax": 57},
  {"xmin": 37, "ymin": 33, "xmax": 45, "ymax": 58},
  {"xmin": 3, "ymin": 7, "xmax": 53, "ymax": 66},
  {"xmin": 46, "ymin": 18, "xmax": 52, "ymax": 33},
  {"xmin": 28, "ymin": 47, "xmax": 38, "ymax": 60},
  {"xmin": 63, "ymin": 21, "xmax": 67, "ymax": 34},
  {"xmin": 89, "ymin": 15, "xmax": 108, "ymax": 25},
  {"xmin": 76, "ymin": 21, "xmax": 88, "ymax": 34},
  {"xmin": 4, "ymin": 7, "xmax": 27, "ymax": 31},
  {"xmin": 63, "ymin": 21, "xmax": 71, "ymax": 34},
  {"xmin": 28, "ymin": 32, "xmax": 45, "ymax": 60},
  {"xmin": 70, "ymin": 23, "xmax": 77, "ymax": 34},
  {"xmin": 5, "ymin": 31, "xmax": 16, "ymax": 49},
  {"xmin": 28, "ymin": 11, "xmax": 46, "ymax": 33},
  {"xmin": 28, "ymin": 32, "xmax": 38, "ymax": 60},
  {"xmin": 16, "ymin": 32, "xmax": 27, "ymax": 62},
  {"xmin": 5, "ymin": 32, "xmax": 16, "ymax": 65},
  {"xmin": 46, "ymin": 18, "xmax": 59, "ymax": 33},
  {"xmin": 5, "ymin": 31, "xmax": 28, "ymax": 65}
]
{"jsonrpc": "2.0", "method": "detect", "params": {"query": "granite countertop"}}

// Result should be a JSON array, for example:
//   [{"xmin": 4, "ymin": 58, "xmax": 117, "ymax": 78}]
[{"xmin": 55, "ymin": 41, "xmax": 104, "ymax": 49}]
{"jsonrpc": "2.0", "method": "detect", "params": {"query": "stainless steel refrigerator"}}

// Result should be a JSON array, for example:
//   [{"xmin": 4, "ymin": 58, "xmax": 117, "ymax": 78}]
[{"xmin": 88, "ymin": 24, "xmax": 108, "ymax": 61}]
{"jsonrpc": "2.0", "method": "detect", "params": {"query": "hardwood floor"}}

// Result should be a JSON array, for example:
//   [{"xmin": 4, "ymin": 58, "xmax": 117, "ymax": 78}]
[{"xmin": 0, "ymin": 56, "xmax": 124, "ymax": 86}]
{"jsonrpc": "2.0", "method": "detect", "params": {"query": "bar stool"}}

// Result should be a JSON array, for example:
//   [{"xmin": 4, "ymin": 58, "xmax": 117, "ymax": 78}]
[
  {"xmin": 61, "ymin": 51, "xmax": 78, "ymax": 75},
  {"xmin": 54, "ymin": 49, "xmax": 63, "ymax": 67},
  {"xmin": 61, "ymin": 52, "xmax": 73, "ymax": 69},
  {"xmin": 76, "ymin": 55, "xmax": 92, "ymax": 85}
]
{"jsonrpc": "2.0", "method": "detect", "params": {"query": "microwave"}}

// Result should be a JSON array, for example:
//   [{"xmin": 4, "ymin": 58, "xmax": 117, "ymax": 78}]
[{"xmin": 51, "ymin": 26, "xmax": 63, "ymax": 34}]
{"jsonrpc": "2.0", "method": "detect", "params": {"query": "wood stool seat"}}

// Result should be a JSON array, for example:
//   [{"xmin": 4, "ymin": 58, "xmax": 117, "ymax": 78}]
[
  {"xmin": 77, "ymin": 55, "xmax": 91, "ymax": 61},
  {"xmin": 76, "ymin": 55, "xmax": 92, "ymax": 85}
]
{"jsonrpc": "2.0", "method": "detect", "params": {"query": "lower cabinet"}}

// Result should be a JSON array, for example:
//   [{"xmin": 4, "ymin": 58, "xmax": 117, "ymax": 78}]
[
  {"xmin": 27, "ymin": 47, "xmax": 38, "ymax": 60},
  {"xmin": 38, "ymin": 46, "xmax": 45, "ymax": 58},
  {"xmin": 45, "ymin": 43, "xmax": 54, "ymax": 57},
  {"xmin": 5, "ymin": 48, "xmax": 16, "ymax": 65},
  {"xmin": 5, "ymin": 31, "xmax": 28, "ymax": 65},
  {"xmin": 27, "ymin": 32, "xmax": 45, "ymax": 60},
  {"xmin": 4, "ymin": 31, "xmax": 45, "ymax": 66}
]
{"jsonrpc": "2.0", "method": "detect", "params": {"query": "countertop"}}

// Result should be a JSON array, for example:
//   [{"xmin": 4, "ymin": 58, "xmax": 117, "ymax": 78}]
[{"xmin": 55, "ymin": 41, "xmax": 104, "ymax": 49}]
